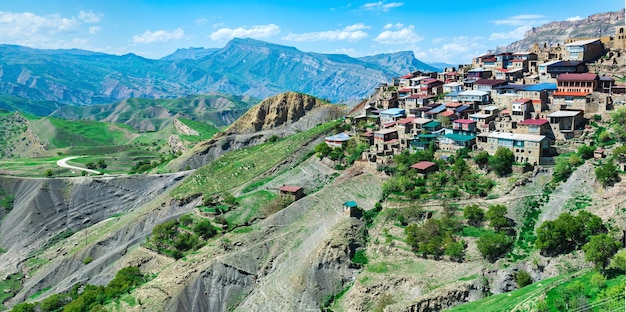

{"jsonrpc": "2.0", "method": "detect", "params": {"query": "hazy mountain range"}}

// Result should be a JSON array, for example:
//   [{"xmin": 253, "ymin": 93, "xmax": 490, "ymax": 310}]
[{"xmin": 0, "ymin": 38, "xmax": 439, "ymax": 112}]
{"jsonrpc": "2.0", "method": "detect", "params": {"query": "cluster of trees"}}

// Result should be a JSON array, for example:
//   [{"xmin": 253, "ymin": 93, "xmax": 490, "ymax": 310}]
[
  {"xmin": 11, "ymin": 267, "xmax": 145, "ymax": 312},
  {"xmin": 473, "ymin": 204, "xmax": 515, "ymax": 262},
  {"xmin": 86, "ymin": 159, "xmax": 107, "ymax": 170},
  {"xmin": 535, "ymin": 211, "xmax": 607, "ymax": 257},
  {"xmin": 383, "ymin": 148, "xmax": 495, "ymax": 200},
  {"xmin": 473, "ymin": 147, "xmax": 515, "ymax": 177},
  {"xmin": 405, "ymin": 217, "xmax": 466, "ymax": 261},
  {"xmin": 315, "ymin": 139, "xmax": 369, "ymax": 169},
  {"xmin": 149, "ymin": 215, "xmax": 219, "ymax": 259}
]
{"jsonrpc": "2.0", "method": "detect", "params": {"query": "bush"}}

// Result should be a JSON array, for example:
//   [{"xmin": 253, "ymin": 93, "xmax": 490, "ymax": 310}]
[
  {"xmin": 351, "ymin": 249, "xmax": 368, "ymax": 265},
  {"xmin": 595, "ymin": 161, "xmax": 619, "ymax": 187},
  {"xmin": 516, "ymin": 270, "xmax": 532, "ymax": 287},
  {"xmin": 553, "ymin": 157, "xmax": 573, "ymax": 182},
  {"xmin": 83, "ymin": 256, "xmax": 93, "ymax": 265},
  {"xmin": 463, "ymin": 204, "xmax": 484, "ymax": 226},
  {"xmin": 577, "ymin": 145, "xmax": 595, "ymax": 160},
  {"xmin": 194, "ymin": 220, "xmax": 217, "ymax": 240},
  {"xmin": 476, "ymin": 232, "xmax": 513, "ymax": 262}
]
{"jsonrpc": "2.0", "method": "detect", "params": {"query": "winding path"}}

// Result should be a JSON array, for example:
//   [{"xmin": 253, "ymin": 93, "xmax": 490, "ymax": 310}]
[{"xmin": 56, "ymin": 156, "xmax": 101, "ymax": 175}]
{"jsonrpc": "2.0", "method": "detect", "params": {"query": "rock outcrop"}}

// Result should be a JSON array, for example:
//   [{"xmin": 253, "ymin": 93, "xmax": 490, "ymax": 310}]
[
  {"xmin": 171, "ymin": 92, "xmax": 345, "ymax": 171},
  {"xmin": 497, "ymin": 9, "xmax": 625, "ymax": 53}
]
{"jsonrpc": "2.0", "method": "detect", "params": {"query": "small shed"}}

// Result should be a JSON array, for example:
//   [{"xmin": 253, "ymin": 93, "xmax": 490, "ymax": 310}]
[
  {"xmin": 410, "ymin": 161, "xmax": 438, "ymax": 176},
  {"xmin": 343, "ymin": 201, "xmax": 362, "ymax": 219},
  {"xmin": 594, "ymin": 148, "xmax": 605, "ymax": 160},
  {"xmin": 279, "ymin": 186, "xmax": 304, "ymax": 201}
]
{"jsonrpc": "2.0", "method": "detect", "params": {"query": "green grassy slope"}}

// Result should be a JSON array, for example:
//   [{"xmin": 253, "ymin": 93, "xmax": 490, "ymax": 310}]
[{"xmin": 172, "ymin": 120, "xmax": 338, "ymax": 199}]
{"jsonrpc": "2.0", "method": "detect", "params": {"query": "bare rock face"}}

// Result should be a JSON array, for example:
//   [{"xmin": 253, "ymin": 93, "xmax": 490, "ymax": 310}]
[
  {"xmin": 173, "ymin": 92, "xmax": 345, "ymax": 171},
  {"xmin": 497, "ymin": 9, "xmax": 625, "ymax": 53},
  {"xmin": 173, "ymin": 119, "xmax": 200, "ymax": 136},
  {"xmin": 224, "ymin": 92, "xmax": 338, "ymax": 134}
]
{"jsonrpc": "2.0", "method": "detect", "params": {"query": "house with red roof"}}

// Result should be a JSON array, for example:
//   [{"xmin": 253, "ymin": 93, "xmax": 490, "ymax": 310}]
[
  {"xmin": 410, "ymin": 161, "xmax": 438, "ymax": 176},
  {"xmin": 279, "ymin": 186, "xmax": 304, "ymax": 201},
  {"xmin": 556, "ymin": 73, "xmax": 598, "ymax": 94},
  {"xmin": 418, "ymin": 78, "xmax": 444, "ymax": 96},
  {"xmin": 510, "ymin": 98, "xmax": 534, "ymax": 122}
]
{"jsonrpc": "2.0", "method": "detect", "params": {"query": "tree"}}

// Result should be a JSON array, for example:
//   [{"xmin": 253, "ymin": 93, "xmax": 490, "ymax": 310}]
[
  {"xmin": 583, "ymin": 234, "xmax": 620, "ymax": 270},
  {"xmin": 535, "ymin": 211, "xmax": 606, "ymax": 256},
  {"xmin": 44, "ymin": 169, "xmax": 54, "ymax": 177},
  {"xmin": 612, "ymin": 106, "xmax": 626, "ymax": 141},
  {"xmin": 315, "ymin": 142, "xmax": 332, "ymax": 159},
  {"xmin": 486, "ymin": 204, "xmax": 510, "ymax": 231},
  {"xmin": 476, "ymin": 232, "xmax": 513, "ymax": 262},
  {"xmin": 488, "ymin": 147, "xmax": 515, "ymax": 176},
  {"xmin": 97, "ymin": 159, "xmax": 108, "ymax": 169},
  {"xmin": 463, "ymin": 204, "xmax": 485, "ymax": 226},
  {"xmin": 595, "ymin": 161, "xmax": 619, "ymax": 187},
  {"xmin": 474, "ymin": 151, "xmax": 490, "ymax": 167}
]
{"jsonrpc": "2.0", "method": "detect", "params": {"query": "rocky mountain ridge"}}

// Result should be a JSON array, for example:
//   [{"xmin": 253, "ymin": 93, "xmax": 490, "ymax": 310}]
[{"xmin": 497, "ymin": 9, "xmax": 625, "ymax": 53}]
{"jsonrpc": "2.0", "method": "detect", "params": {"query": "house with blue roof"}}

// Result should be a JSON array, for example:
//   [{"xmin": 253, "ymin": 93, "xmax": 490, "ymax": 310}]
[{"xmin": 379, "ymin": 108, "xmax": 405, "ymax": 124}]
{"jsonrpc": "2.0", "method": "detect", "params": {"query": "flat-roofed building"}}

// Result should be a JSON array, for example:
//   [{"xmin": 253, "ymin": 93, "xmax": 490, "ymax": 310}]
[
  {"xmin": 484, "ymin": 132, "xmax": 550, "ymax": 165},
  {"xmin": 547, "ymin": 110, "xmax": 585, "ymax": 140},
  {"xmin": 564, "ymin": 38, "xmax": 604, "ymax": 62}
]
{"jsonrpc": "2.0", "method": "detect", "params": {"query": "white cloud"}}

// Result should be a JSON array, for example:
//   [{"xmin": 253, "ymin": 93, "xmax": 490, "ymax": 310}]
[
  {"xmin": 490, "ymin": 25, "xmax": 532, "ymax": 41},
  {"xmin": 210, "ymin": 24, "xmax": 280, "ymax": 41},
  {"xmin": 282, "ymin": 24, "xmax": 369, "ymax": 42},
  {"xmin": 383, "ymin": 23, "xmax": 404, "ymax": 30},
  {"xmin": 566, "ymin": 16, "xmax": 583, "ymax": 22},
  {"xmin": 420, "ymin": 36, "xmax": 488, "ymax": 63},
  {"xmin": 361, "ymin": 1, "xmax": 404, "ymax": 12},
  {"xmin": 492, "ymin": 14, "xmax": 546, "ymax": 26},
  {"xmin": 132, "ymin": 28, "xmax": 185, "ymax": 44},
  {"xmin": 0, "ymin": 11, "xmax": 92, "ymax": 49},
  {"xmin": 195, "ymin": 17, "xmax": 208, "ymax": 25},
  {"xmin": 374, "ymin": 25, "xmax": 423, "ymax": 45},
  {"xmin": 88, "ymin": 26, "xmax": 101, "ymax": 35},
  {"xmin": 78, "ymin": 10, "xmax": 102, "ymax": 23}
]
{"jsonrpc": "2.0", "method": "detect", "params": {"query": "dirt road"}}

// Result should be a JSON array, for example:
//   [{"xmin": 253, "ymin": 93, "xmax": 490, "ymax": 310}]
[{"xmin": 56, "ymin": 156, "xmax": 101, "ymax": 175}]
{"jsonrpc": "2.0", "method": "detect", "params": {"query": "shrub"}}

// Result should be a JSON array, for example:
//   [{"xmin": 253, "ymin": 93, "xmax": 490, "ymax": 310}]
[
  {"xmin": 351, "ymin": 249, "xmax": 368, "ymax": 265},
  {"xmin": 595, "ymin": 161, "xmax": 619, "ymax": 187},
  {"xmin": 553, "ymin": 157, "xmax": 573, "ymax": 182},
  {"xmin": 83, "ymin": 256, "xmax": 93, "ymax": 265},
  {"xmin": 516, "ymin": 270, "xmax": 532, "ymax": 287},
  {"xmin": 194, "ymin": 220, "xmax": 217, "ymax": 239},
  {"xmin": 577, "ymin": 145, "xmax": 596, "ymax": 160}
]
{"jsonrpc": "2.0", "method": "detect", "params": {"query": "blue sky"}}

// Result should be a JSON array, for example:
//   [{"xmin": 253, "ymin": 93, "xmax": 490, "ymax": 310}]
[{"xmin": 0, "ymin": 1, "xmax": 623, "ymax": 64}]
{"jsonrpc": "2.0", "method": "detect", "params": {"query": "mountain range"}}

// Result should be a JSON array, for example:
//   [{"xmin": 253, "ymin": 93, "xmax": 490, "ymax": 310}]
[{"xmin": 0, "ymin": 38, "xmax": 438, "ymax": 110}]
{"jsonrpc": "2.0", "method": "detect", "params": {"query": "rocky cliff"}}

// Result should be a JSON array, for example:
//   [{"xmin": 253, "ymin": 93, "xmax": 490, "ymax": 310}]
[
  {"xmin": 170, "ymin": 92, "xmax": 346, "ymax": 171},
  {"xmin": 498, "ymin": 9, "xmax": 625, "ymax": 53}
]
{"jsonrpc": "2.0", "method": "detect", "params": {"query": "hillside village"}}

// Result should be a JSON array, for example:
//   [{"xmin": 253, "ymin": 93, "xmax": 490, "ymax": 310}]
[{"xmin": 339, "ymin": 25, "xmax": 626, "ymax": 169}]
